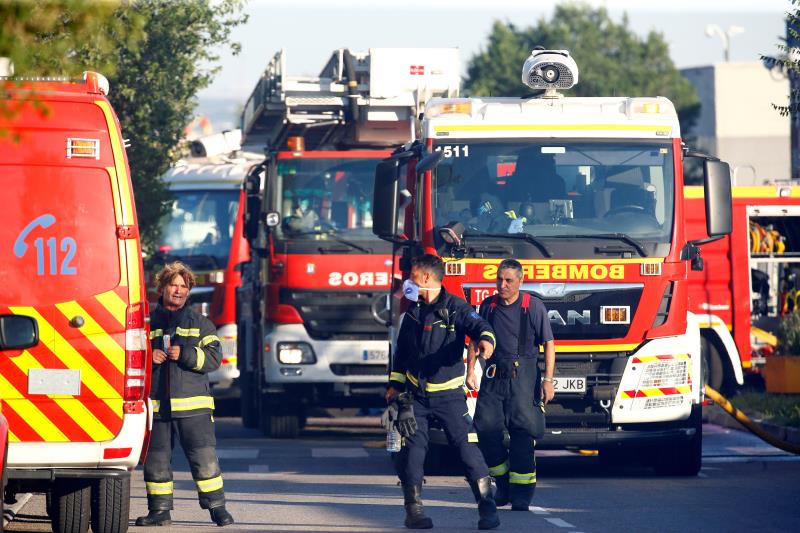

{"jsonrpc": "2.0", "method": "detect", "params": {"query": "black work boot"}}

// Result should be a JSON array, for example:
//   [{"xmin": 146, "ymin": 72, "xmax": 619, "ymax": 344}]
[
  {"xmin": 401, "ymin": 484, "xmax": 433, "ymax": 529},
  {"xmin": 135, "ymin": 510, "xmax": 171, "ymax": 526},
  {"xmin": 210, "ymin": 506, "xmax": 234, "ymax": 527},
  {"xmin": 510, "ymin": 483, "xmax": 536, "ymax": 511},
  {"xmin": 469, "ymin": 476, "xmax": 500, "ymax": 530},
  {"xmin": 493, "ymin": 474, "xmax": 510, "ymax": 507}
]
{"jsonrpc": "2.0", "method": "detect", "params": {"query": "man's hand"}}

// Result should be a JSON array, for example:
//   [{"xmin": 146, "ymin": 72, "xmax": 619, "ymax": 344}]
[
  {"xmin": 466, "ymin": 369, "xmax": 479, "ymax": 391},
  {"xmin": 384, "ymin": 385, "xmax": 399, "ymax": 404},
  {"xmin": 541, "ymin": 380, "xmax": 555, "ymax": 404},
  {"xmin": 167, "ymin": 345, "xmax": 181, "ymax": 361},
  {"xmin": 153, "ymin": 349, "xmax": 167, "ymax": 364},
  {"xmin": 395, "ymin": 394, "xmax": 417, "ymax": 438},
  {"xmin": 477, "ymin": 339, "xmax": 494, "ymax": 360}
]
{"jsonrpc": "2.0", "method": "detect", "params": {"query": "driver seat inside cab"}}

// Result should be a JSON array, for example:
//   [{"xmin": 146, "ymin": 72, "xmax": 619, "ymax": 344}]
[{"xmin": 0, "ymin": 72, "xmax": 150, "ymax": 532}]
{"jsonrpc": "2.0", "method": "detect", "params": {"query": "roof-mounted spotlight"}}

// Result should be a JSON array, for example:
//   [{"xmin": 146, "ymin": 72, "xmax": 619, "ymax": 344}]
[{"xmin": 521, "ymin": 48, "xmax": 579, "ymax": 97}]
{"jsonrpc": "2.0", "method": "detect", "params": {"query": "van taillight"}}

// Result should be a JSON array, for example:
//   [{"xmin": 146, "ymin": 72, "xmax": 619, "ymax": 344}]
[{"xmin": 125, "ymin": 303, "xmax": 147, "ymax": 402}]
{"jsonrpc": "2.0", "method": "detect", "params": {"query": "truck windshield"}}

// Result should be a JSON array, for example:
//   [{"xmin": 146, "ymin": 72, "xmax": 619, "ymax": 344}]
[
  {"xmin": 432, "ymin": 140, "xmax": 675, "ymax": 256},
  {"xmin": 274, "ymin": 157, "xmax": 380, "ymax": 240},
  {"xmin": 156, "ymin": 189, "xmax": 239, "ymax": 269}
]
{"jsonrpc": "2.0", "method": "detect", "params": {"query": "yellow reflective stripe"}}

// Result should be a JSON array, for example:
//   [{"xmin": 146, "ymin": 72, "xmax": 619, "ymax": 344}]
[
  {"xmin": 489, "ymin": 461, "xmax": 509, "ymax": 476},
  {"xmin": 194, "ymin": 347, "xmax": 205, "ymax": 371},
  {"xmin": 0, "ymin": 378, "xmax": 68, "ymax": 441},
  {"xmin": 390, "ymin": 372, "xmax": 407, "ymax": 383},
  {"xmin": 152, "ymin": 400, "xmax": 160, "ymax": 412},
  {"xmin": 95, "ymin": 290, "xmax": 126, "ymax": 327},
  {"xmin": 175, "ymin": 327, "xmax": 200, "ymax": 337},
  {"xmin": 196, "ymin": 475, "xmax": 224, "ymax": 493},
  {"xmin": 200, "ymin": 335, "xmax": 220, "ymax": 347},
  {"xmin": 146, "ymin": 481, "xmax": 174, "ymax": 495},
  {"xmin": 56, "ymin": 301, "xmax": 125, "ymax": 373},
  {"xmin": 509, "ymin": 471, "xmax": 537, "ymax": 484},
  {"xmin": 171, "ymin": 396, "xmax": 215, "ymax": 411},
  {"xmin": 426, "ymin": 375, "xmax": 464, "ymax": 392},
  {"xmin": 481, "ymin": 331, "xmax": 496, "ymax": 346},
  {"xmin": 434, "ymin": 123, "xmax": 672, "ymax": 134},
  {"xmin": 468, "ymin": 432, "xmax": 479, "ymax": 443},
  {"xmin": 149, "ymin": 329, "xmax": 164, "ymax": 340},
  {"xmin": 406, "ymin": 372, "xmax": 419, "ymax": 387}
]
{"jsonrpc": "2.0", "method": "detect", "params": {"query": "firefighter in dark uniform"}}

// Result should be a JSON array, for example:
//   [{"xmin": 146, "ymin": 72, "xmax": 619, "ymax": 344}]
[
  {"xmin": 385, "ymin": 254, "xmax": 500, "ymax": 530},
  {"xmin": 467, "ymin": 259, "xmax": 556, "ymax": 512},
  {"xmin": 135, "ymin": 262, "xmax": 234, "ymax": 527}
]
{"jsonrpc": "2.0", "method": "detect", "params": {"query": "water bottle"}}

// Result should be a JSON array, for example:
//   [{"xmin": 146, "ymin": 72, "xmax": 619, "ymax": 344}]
[{"xmin": 386, "ymin": 426, "xmax": 402, "ymax": 453}]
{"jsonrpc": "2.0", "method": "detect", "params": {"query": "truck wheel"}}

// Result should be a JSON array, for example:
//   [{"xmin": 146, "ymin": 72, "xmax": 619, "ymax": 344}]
[
  {"xmin": 260, "ymin": 399, "xmax": 300, "ymax": 438},
  {"xmin": 240, "ymin": 375, "xmax": 259, "ymax": 429},
  {"xmin": 91, "ymin": 477, "xmax": 130, "ymax": 533},
  {"xmin": 701, "ymin": 336, "xmax": 724, "ymax": 392},
  {"xmin": 51, "ymin": 479, "xmax": 91, "ymax": 533},
  {"xmin": 653, "ymin": 405, "xmax": 702, "ymax": 476}
]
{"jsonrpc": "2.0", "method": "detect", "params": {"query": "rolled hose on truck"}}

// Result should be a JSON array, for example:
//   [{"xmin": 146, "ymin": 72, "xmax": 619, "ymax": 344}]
[{"xmin": 705, "ymin": 384, "xmax": 800, "ymax": 455}]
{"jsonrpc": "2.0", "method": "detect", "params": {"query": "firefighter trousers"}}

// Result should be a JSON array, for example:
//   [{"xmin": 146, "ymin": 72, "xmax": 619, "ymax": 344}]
[
  {"xmin": 399, "ymin": 393, "xmax": 489, "ymax": 486},
  {"xmin": 144, "ymin": 414, "xmax": 226, "ymax": 510},
  {"xmin": 473, "ymin": 356, "xmax": 539, "ymax": 488}
]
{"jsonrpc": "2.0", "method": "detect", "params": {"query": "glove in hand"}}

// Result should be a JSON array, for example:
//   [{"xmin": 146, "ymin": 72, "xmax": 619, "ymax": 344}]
[
  {"xmin": 381, "ymin": 401, "xmax": 399, "ymax": 430},
  {"xmin": 395, "ymin": 393, "xmax": 417, "ymax": 437}
]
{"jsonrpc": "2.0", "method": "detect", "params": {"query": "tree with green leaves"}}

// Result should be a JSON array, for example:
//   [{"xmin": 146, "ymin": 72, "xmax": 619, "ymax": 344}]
[
  {"xmin": 761, "ymin": 0, "xmax": 800, "ymax": 118},
  {"xmin": 1, "ymin": 0, "xmax": 247, "ymax": 251},
  {"xmin": 465, "ymin": 3, "xmax": 700, "ymax": 133}
]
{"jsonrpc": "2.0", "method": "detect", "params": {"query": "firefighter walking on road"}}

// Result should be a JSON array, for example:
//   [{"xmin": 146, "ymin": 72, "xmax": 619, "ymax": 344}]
[
  {"xmin": 467, "ymin": 259, "xmax": 556, "ymax": 512},
  {"xmin": 136, "ymin": 262, "xmax": 234, "ymax": 527},
  {"xmin": 385, "ymin": 254, "xmax": 500, "ymax": 530}
]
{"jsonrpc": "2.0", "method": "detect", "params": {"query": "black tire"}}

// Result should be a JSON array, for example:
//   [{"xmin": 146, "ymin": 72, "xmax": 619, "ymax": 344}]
[
  {"xmin": 701, "ymin": 336, "xmax": 725, "ymax": 392},
  {"xmin": 653, "ymin": 405, "xmax": 703, "ymax": 476},
  {"xmin": 260, "ymin": 398, "xmax": 300, "ymax": 438},
  {"xmin": 240, "ymin": 375, "xmax": 259, "ymax": 429},
  {"xmin": 51, "ymin": 479, "xmax": 91, "ymax": 533},
  {"xmin": 90, "ymin": 477, "xmax": 130, "ymax": 533},
  {"xmin": 46, "ymin": 490, "xmax": 54, "ymax": 519}
]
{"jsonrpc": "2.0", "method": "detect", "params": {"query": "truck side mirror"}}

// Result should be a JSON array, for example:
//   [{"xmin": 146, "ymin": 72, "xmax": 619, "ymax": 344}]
[
  {"xmin": 0, "ymin": 315, "xmax": 38, "ymax": 350},
  {"xmin": 373, "ymin": 159, "xmax": 402, "ymax": 241},
  {"xmin": 416, "ymin": 150, "xmax": 444, "ymax": 175},
  {"xmin": 243, "ymin": 170, "xmax": 262, "ymax": 242},
  {"xmin": 703, "ymin": 160, "xmax": 732, "ymax": 237}
]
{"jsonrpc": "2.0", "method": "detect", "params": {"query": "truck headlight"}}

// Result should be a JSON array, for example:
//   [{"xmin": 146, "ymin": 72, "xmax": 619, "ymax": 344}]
[{"xmin": 277, "ymin": 342, "xmax": 316, "ymax": 364}]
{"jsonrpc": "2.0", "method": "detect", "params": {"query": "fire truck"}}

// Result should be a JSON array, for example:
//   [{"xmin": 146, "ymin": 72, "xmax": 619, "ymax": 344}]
[
  {"xmin": 237, "ymin": 48, "xmax": 461, "ymax": 437},
  {"xmin": 373, "ymin": 49, "xmax": 732, "ymax": 475},
  {"xmin": 1, "ymin": 73, "xmax": 150, "ymax": 532},
  {"xmin": 148, "ymin": 131, "xmax": 262, "ymax": 397},
  {"xmin": 685, "ymin": 183, "xmax": 800, "ymax": 391}
]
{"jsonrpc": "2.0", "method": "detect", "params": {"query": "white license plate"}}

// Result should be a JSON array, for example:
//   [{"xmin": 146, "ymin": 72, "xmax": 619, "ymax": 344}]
[
  {"xmin": 552, "ymin": 376, "xmax": 586, "ymax": 393},
  {"xmin": 363, "ymin": 349, "xmax": 388, "ymax": 362}
]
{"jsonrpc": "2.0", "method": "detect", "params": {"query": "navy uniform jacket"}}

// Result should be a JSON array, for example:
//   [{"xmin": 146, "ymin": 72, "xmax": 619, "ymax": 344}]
[
  {"xmin": 149, "ymin": 302, "xmax": 222, "ymax": 418},
  {"xmin": 389, "ymin": 287, "xmax": 496, "ymax": 396}
]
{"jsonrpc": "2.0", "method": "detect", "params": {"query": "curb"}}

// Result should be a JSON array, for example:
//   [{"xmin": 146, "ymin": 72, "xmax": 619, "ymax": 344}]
[{"xmin": 703, "ymin": 405, "xmax": 800, "ymax": 446}]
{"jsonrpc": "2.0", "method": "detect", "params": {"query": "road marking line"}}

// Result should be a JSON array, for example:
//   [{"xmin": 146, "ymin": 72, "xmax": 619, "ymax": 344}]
[
  {"xmin": 217, "ymin": 448, "xmax": 260, "ymax": 459},
  {"xmin": 312, "ymin": 447, "xmax": 369, "ymax": 458},
  {"xmin": 545, "ymin": 518, "xmax": 576, "ymax": 528},
  {"xmin": 532, "ymin": 506, "xmax": 550, "ymax": 514}
]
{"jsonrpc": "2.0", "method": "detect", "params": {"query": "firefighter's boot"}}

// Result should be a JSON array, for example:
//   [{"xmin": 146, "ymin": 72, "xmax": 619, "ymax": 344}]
[
  {"xmin": 493, "ymin": 474, "xmax": 510, "ymax": 507},
  {"xmin": 210, "ymin": 505, "xmax": 234, "ymax": 527},
  {"xmin": 509, "ymin": 483, "xmax": 535, "ymax": 511},
  {"xmin": 469, "ymin": 476, "xmax": 500, "ymax": 530},
  {"xmin": 135, "ymin": 510, "xmax": 172, "ymax": 527},
  {"xmin": 401, "ymin": 484, "xmax": 433, "ymax": 529}
]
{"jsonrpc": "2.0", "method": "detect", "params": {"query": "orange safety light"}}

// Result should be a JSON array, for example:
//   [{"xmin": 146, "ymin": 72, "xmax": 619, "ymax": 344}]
[
  {"xmin": 66, "ymin": 138, "xmax": 100, "ymax": 159},
  {"xmin": 287, "ymin": 136, "xmax": 305, "ymax": 152}
]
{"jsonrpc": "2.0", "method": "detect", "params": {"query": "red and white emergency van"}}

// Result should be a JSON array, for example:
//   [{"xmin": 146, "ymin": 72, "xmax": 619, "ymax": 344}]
[{"xmin": 0, "ymin": 72, "xmax": 150, "ymax": 533}]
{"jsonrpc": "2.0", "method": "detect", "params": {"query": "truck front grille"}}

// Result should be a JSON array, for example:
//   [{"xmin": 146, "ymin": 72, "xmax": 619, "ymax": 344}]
[{"xmin": 280, "ymin": 289, "xmax": 388, "ymax": 341}]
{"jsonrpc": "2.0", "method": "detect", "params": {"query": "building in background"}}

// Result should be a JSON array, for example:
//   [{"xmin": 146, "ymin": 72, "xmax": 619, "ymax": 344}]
[{"xmin": 682, "ymin": 62, "xmax": 790, "ymax": 184}]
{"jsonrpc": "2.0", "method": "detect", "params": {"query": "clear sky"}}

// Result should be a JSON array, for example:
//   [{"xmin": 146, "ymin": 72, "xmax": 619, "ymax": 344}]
[{"xmin": 197, "ymin": 0, "xmax": 790, "ymax": 130}]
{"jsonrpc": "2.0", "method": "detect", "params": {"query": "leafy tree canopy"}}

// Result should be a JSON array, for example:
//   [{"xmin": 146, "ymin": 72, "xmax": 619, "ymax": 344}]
[
  {"xmin": 1, "ymin": 0, "xmax": 247, "ymax": 251},
  {"xmin": 465, "ymin": 2, "xmax": 700, "ymax": 132},
  {"xmin": 762, "ymin": 0, "xmax": 800, "ymax": 117}
]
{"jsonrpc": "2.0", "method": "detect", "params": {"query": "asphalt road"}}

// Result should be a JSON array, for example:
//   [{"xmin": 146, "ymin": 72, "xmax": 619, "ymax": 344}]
[{"xmin": 6, "ymin": 414, "xmax": 800, "ymax": 532}]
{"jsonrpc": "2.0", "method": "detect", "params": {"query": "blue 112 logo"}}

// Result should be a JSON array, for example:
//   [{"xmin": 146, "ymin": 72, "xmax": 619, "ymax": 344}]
[{"xmin": 13, "ymin": 214, "xmax": 77, "ymax": 275}]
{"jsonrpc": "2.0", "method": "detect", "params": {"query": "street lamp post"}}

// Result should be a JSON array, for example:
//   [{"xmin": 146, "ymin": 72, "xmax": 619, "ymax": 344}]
[{"xmin": 705, "ymin": 24, "xmax": 745, "ymax": 62}]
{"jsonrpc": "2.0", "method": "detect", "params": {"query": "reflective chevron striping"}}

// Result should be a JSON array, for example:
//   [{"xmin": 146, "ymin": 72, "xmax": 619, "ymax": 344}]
[
  {"xmin": 621, "ymin": 385, "xmax": 692, "ymax": 399},
  {"xmin": 55, "ymin": 301, "xmax": 125, "ymax": 373},
  {"xmin": 0, "ymin": 375, "xmax": 67, "ymax": 441},
  {"xmin": 94, "ymin": 290, "xmax": 127, "ymax": 327}
]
